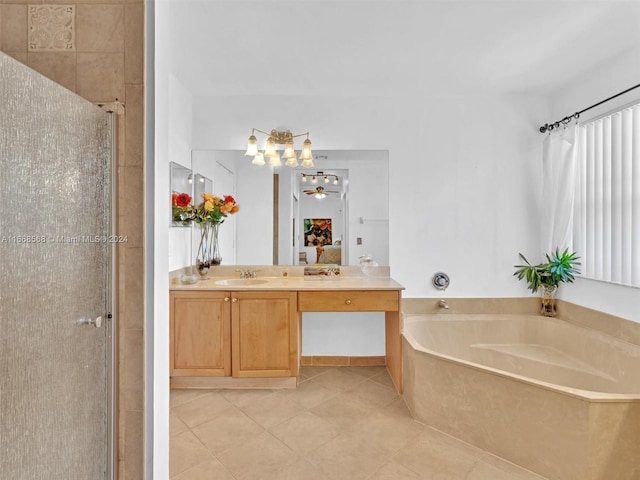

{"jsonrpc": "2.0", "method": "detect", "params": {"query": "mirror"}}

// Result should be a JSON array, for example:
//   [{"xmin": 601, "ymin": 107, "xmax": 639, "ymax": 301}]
[
  {"xmin": 170, "ymin": 161, "xmax": 193, "ymax": 226},
  {"xmin": 188, "ymin": 150, "xmax": 389, "ymax": 266},
  {"xmin": 193, "ymin": 173, "xmax": 212, "ymax": 204}
]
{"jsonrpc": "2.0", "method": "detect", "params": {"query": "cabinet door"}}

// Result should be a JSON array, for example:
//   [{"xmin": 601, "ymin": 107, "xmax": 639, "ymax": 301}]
[
  {"xmin": 170, "ymin": 291, "xmax": 231, "ymax": 377},
  {"xmin": 231, "ymin": 291, "xmax": 298, "ymax": 378}
]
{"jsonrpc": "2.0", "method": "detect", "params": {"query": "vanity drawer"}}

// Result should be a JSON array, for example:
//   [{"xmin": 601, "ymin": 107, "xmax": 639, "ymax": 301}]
[{"xmin": 298, "ymin": 290, "xmax": 399, "ymax": 312}]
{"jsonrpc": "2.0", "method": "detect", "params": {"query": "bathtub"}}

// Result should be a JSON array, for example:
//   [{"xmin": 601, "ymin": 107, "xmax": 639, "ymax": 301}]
[{"xmin": 402, "ymin": 313, "xmax": 640, "ymax": 480}]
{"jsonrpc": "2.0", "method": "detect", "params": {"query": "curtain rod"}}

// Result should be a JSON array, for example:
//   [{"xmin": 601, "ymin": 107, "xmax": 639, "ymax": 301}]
[{"xmin": 539, "ymin": 82, "xmax": 640, "ymax": 133}]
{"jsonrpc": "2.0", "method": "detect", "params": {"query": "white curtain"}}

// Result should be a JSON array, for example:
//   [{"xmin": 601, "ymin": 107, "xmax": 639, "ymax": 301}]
[{"xmin": 540, "ymin": 124, "xmax": 579, "ymax": 253}]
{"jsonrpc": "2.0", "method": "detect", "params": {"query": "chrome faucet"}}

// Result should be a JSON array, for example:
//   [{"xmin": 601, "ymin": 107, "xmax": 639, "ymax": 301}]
[{"xmin": 438, "ymin": 299, "xmax": 449, "ymax": 310}]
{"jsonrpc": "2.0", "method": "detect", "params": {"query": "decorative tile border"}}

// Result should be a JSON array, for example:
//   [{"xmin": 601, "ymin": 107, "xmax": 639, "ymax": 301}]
[{"xmin": 28, "ymin": 5, "xmax": 75, "ymax": 52}]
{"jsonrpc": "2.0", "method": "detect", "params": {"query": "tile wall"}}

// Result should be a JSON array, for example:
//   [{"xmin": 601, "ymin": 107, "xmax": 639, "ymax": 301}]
[{"xmin": 0, "ymin": 1, "xmax": 145, "ymax": 478}]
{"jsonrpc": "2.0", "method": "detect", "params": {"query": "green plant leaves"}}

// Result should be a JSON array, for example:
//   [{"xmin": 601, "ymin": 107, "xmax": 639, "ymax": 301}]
[{"xmin": 513, "ymin": 248, "xmax": 581, "ymax": 292}]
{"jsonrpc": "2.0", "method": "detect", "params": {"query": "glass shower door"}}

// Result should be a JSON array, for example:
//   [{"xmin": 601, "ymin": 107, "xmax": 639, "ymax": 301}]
[{"xmin": 0, "ymin": 53, "xmax": 113, "ymax": 479}]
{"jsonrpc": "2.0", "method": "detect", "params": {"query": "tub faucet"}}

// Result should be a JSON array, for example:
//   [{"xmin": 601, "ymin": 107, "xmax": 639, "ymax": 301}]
[{"xmin": 438, "ymin": 299, "xmax": 449, "ymax": 310}]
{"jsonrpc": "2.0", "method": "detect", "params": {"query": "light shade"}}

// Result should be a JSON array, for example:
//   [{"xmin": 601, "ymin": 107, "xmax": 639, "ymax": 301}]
[
  {"xmin": 300, "ymin": 157, "xmax": 314, "ymax": 168},
  {"xmin": 300, "ymin": 138, "xmax": 313, "ymax": 160},
  {"xmin": 245, "ymin": 134, "xmax": 258, "ymax": 156},
  {"xmin": 268, "ymin": 151, "xmax": 281, "ymax": 166},
  {"xmin": 282, "ymin": 140, "xmax": 296, "ymax": 159},
  {"xmin": 264, "ymin": 136, "xmax": 277, "ymax": 157},
  {"xmin": 285, "ymin": 156, "xmax": 298, "ymax": 167},
  {"xmin": 251, "ymin": 151, "xmax": 265, "ymax": 165}
]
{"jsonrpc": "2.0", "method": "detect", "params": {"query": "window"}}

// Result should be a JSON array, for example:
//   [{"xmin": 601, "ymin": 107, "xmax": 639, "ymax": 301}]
[{"xmin": 572, "ymin": 103, "xmax": 640, "ymax": 287}]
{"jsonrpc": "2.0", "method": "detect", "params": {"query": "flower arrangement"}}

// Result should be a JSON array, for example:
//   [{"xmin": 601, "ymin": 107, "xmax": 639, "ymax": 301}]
[{"xmin": 172, "ymin": 192, "xmax": 240, "ymax": 225}]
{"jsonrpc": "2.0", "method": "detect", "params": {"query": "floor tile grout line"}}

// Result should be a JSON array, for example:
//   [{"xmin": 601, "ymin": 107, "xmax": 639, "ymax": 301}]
[
  {"xmin": 169, "ymin": 427, "xmax": 219, "ymax": 480},
  {"xmin": 188, "ymin": 406, "xmax": 267, "ymax": 459},
  {"xmin": 170, "ymin": 367, "xmax": 549, "ymax": 480},
  {"xmin": 171, "ymin": 394, "xmax": 237, "ymax": 431}
]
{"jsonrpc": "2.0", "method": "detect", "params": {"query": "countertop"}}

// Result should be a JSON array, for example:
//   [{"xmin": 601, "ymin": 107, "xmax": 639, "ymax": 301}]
[{"xmin": 170, "ymin": 266, "xmax": 405, "ymax": 292}]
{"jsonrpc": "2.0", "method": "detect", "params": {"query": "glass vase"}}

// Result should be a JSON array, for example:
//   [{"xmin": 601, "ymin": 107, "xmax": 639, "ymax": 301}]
[
  {"xmin": 195, "ymin": 222, "xmax": 222, "ymax": 277},
  {"xmin": 540, "ymin": 284, "xmax": 557, "ymax": 317}
]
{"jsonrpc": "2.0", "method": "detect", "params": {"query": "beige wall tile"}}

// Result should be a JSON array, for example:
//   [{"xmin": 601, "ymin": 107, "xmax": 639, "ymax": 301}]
[
  {"xmin": 27, "ymin": 52, "xmax": 76, "ymax": 91},
  {"xmin": 123, "ymin": 328, "xmax": 144, "ymax": 411},
  {"xmin": 27, "ymin": 4, "xmax": 75, "ymax": 52},
  {"xmin": 43, "ymin": 0, "xmax": 123, "ymax": 4},
  {"xmin": 4, "ymin": 51, "xmax": 28, "ymax": 64},
  {"xmin": 124, "ymin": 410, "xmax": 145, "ymax": 480},
  {"xmin": 119, "ymin": 246, "xmax": 144, "ymax": 330},
  {"xmin": 77, "ymin": 52, "xmax": 125, "ymax": 102},
  {"xmin": 76, "ymin": 4, "xmax": 124, "ymax": 53},
  {"xmin": 1, "ymin": 4, "xmax": 27, "ymax": 52},
  {"xmin": 118, "ymin": 165, "xmax": 144, "ymax": 215},
  {"xmin": 125, "ymin": 84, "xmax": 144, "ymax": 166},
  {"xmin": 117, "ymin": 166, "xmax": 144, "ymax": 248},
  {"xmin": 124, "ymin": 3, "xmax": 143, "ymax": 84}
]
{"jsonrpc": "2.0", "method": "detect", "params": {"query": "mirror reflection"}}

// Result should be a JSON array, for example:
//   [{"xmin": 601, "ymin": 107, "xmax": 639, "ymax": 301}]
[
  {"xmin": 186, "ymin": 150, "xmax": 389, "ymax": 266},
  {"xmin": 169, "ymin": 161, "xmax": 193, "ymax": 227}
]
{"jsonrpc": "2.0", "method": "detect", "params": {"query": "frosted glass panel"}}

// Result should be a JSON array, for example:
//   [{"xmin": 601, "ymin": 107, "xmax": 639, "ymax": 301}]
[{"xmin": 0, "ymin": 53, "xmax": 111, "ymax": 479}]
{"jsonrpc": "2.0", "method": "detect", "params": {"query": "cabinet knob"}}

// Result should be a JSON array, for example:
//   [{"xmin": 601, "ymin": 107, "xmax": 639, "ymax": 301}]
[
  {"xmin": 232, "ymin": 298, "xmax": 238, "ymax": 303},
  {"xmin": 345, "ymin": 299, "xmax": 352, "ymax": 305},
  {"xmin": 224, "ymin": 297, "xmax": 230, "ymax": 302}
]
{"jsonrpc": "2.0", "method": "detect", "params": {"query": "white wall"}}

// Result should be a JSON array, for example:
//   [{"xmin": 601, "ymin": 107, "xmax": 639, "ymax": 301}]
[
  {"xmin": 167, "ymin": 74, "xmax": 193, "ymax": 271},
  {"xmin": 190, "ymin": 94, "xmax": 543, "ymax": 298},
  {"xmin": 548, "ymin": 46, "xmax": 640, "ymax": 323},
  {"xmin": 187, "ymin": 93, "xmax": 544, "ymax": 354}
]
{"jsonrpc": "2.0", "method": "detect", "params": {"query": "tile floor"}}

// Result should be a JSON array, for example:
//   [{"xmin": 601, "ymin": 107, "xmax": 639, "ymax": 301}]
[{"xmin": 170, "ymin": 366, "xmax": 547, "ymax": 480}]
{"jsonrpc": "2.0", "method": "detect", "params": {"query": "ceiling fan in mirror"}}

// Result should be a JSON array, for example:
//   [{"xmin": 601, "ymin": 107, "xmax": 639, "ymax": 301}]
[{"xmin": 303, "ymin": 186, "xmax": 338, "ymax": 199}]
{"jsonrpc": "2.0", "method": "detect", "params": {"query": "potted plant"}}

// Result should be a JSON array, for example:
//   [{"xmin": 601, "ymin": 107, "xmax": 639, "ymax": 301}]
[{"xmin": 513, "ymin": 248, "xmax": 581, "ymax": 317}]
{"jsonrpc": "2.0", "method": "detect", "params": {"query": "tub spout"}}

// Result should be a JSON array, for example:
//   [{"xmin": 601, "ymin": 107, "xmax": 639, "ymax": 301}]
[{"xmin": 438, "ymin": 299, "xmax": 449, "ymax": 309}]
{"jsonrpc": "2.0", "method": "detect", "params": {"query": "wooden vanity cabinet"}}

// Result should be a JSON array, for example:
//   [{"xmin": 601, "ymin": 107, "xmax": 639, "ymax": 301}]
[
  {"xmin": 170, "ymin": 290, "xmax": 298, "ymax": 380},
  {"xmin": 231, "ymin": 291, "xmax": 298, "ymax": 378},
  {"xmin": 170, "ymin": 290, "xmax": 231, "ymax": 377}
]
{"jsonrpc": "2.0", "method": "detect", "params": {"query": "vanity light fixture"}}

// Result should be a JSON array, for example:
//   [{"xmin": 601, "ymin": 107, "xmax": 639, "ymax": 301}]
[
  {"xmin": 301, "ymin": 171, "xmax": 339, "ymax": 186},
  {"xmin": 245, "ymin": 128, "xmax": 313, "ymax": 168}
]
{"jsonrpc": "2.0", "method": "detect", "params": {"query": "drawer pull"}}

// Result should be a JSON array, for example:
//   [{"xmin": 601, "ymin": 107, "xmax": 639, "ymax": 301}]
[
  {"xmin": 232, "ymin": 298, "xmax": 238, "ymax": 303},
  {"xmin": 224, "ymin": 297, "xmax": 230, "ymax": 302},
  {"xmin": 345, "ymin": 299, "xmax": 352, "ymax": 305}
]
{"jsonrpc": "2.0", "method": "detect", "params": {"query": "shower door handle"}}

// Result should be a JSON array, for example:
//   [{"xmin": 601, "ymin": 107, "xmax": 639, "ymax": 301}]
[{"xmin": 75, "ymin": 316, "xmax": 103, "ymax": 328}]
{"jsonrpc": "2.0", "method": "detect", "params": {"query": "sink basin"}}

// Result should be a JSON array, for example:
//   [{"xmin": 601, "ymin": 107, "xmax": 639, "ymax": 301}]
[{"xmin": 214, "ymin": 278, "xmax": 270, "ymax": 286}]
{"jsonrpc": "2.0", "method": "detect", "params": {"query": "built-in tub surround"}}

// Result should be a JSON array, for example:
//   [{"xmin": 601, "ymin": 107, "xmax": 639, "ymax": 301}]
[{"xmin": 401, "ymin": 309, "xmax": 640, "ymax": 480}]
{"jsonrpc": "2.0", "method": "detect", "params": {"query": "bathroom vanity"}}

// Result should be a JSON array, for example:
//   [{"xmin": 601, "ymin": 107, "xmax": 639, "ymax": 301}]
[{"xmin": 169, "ymin": 269, "xmax": 404, "ymax": 392}]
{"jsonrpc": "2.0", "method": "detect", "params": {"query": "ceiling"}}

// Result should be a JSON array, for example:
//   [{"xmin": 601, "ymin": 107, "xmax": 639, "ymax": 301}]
[{"xmin": 162, "ymin": 0, "xmax": 640, "ymax": 98}]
